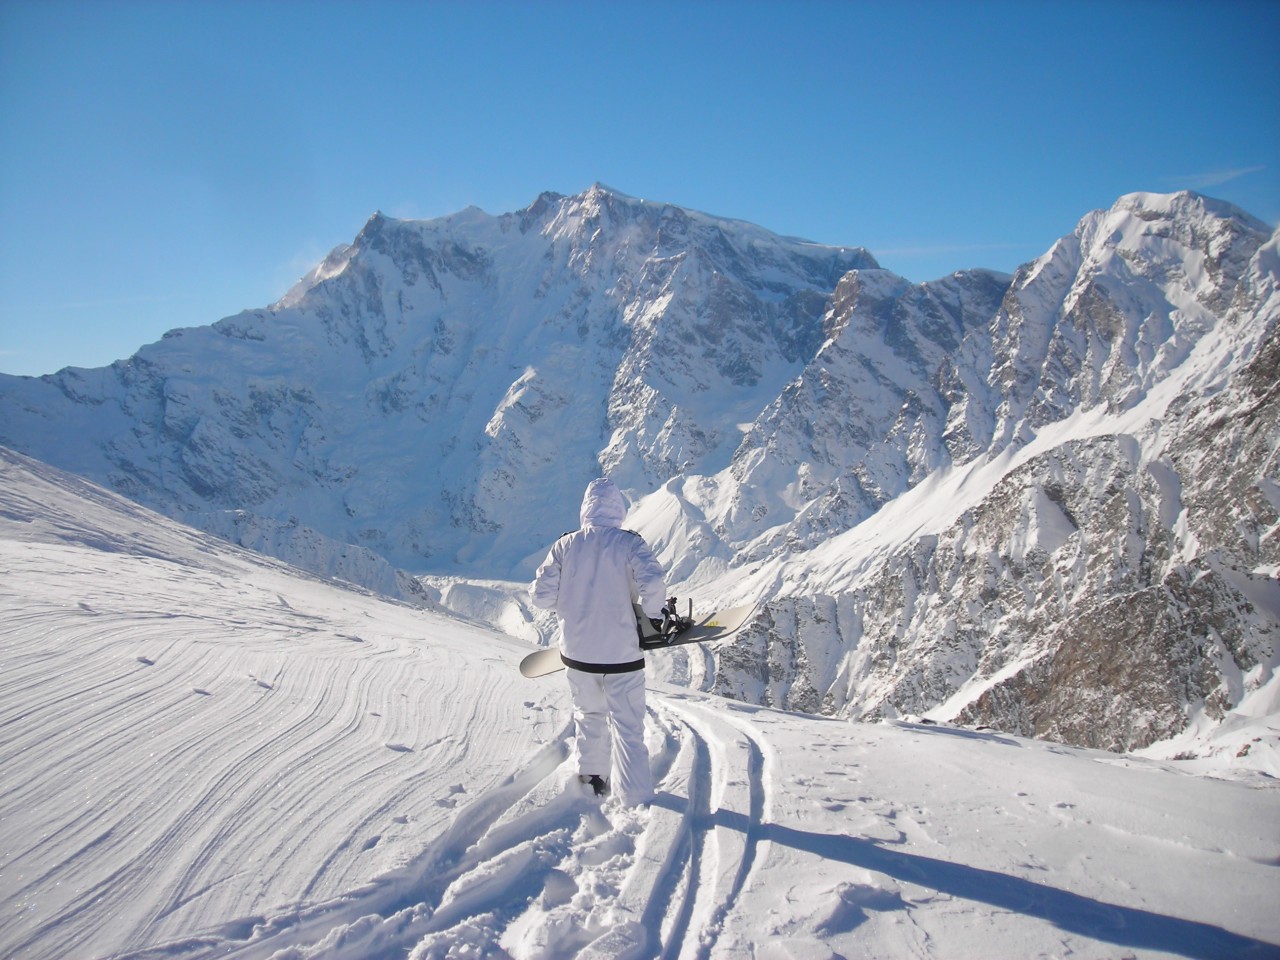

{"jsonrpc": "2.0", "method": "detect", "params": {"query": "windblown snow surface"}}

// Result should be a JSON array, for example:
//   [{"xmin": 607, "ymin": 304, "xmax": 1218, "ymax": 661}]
[{"xmin": 3, "ymin": 446, "xmax": 1278, "ymax": 960}]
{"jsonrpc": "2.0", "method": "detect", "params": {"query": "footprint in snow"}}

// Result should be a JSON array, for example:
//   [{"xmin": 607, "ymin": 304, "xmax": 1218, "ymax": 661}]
[
  {"xmin": 435, "ymin": 784, "xmax": 467, "ymax": 808},
  {"xmin": 540, "ymin": 869, "xmax": 577, "ymax": 909}
]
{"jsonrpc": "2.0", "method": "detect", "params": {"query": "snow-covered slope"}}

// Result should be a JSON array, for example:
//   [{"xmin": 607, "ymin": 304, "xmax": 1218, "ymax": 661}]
[
  {"xmin": 3, "ymin": 446, "xmax": 1279, "ymax": 960},
  {"xmin": 0, "ymin": 186, "xmax": 1276, "ymax": 762}
]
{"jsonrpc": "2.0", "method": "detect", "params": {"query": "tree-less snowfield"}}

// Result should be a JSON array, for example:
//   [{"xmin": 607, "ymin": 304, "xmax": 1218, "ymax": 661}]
[{"xmin": 2, "ymin": 446, "xmax": 1278, "ymax": 960}]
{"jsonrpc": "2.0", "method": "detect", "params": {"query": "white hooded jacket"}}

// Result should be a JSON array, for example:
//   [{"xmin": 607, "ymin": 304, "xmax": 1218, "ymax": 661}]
[{"xmin": 530, "ymin": 479, "xmax": 667, "ymax": 666}]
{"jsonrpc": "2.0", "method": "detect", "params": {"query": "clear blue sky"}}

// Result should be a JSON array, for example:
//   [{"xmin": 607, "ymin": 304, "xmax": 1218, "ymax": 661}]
[{"xmin": 1, "ymin": 0, "xmax": 1277, "ymax": 377}]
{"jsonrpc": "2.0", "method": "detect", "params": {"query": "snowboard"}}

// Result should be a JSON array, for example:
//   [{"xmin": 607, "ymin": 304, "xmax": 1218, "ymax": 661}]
[{"xmin": 519, "ymin": 601, "xmax": 757, "ymax": 679}]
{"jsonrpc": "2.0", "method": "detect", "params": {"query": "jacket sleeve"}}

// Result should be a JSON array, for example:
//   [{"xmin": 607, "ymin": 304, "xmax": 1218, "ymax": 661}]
[
  {"xmin": 629, "ymin": 535, "xmax": 668, "ymax": 618},
  {"xmin": 529, "ymin": 541, "xmax": 563, "ymax": 611}
]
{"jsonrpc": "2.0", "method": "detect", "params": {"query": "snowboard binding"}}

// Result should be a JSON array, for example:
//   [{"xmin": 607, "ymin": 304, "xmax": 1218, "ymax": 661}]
[{"xmin": 639, "ymin": 597, "xmax": 694, "ymax": 649}]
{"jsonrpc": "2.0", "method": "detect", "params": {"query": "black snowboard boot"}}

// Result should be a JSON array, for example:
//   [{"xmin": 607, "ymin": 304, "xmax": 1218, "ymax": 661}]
[{"xmin": 578, "ymin": 774, "xmax": 610, "ymax": 798}]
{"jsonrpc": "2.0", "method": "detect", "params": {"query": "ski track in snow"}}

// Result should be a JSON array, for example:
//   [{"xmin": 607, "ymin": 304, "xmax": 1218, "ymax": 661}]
[
  {"xmin": 4, "ymin": 447, "xmax": 1280, "ymax": 960},
  {"xmin": 97, "ymin": 693, "xmax": 776, "ymax": 960}
]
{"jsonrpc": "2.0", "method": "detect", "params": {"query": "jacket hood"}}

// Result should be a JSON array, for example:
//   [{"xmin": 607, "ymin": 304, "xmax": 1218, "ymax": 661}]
[{"xmin": 579, "ymin": 478, "xmax": 628, "ymax": 528}]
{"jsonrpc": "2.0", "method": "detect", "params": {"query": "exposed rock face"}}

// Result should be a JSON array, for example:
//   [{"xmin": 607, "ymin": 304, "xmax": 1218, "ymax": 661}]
[{"xmin": 683, "ymin": 198, "xmax": 1278, "ymax": 755}]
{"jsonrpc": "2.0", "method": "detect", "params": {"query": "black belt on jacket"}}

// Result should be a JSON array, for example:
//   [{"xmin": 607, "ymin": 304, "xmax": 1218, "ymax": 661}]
[{"xmin": 561, "ymin": 654, "xmax": 645, "ymax": 674}]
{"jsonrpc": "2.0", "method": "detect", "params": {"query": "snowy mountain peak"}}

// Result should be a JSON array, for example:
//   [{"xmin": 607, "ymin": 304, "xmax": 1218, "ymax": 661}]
[
  {"xmin": 0, "ymin": 187, "xmax": 1275, "ymax": 767},
  {"xmin": 584, "ymin": 180, "xmax": 637, "ymax": 203},
  {"xmin": 0, "ymin": 186, "xmax": 875, "ymax": 574},
  {"xmin": 1113, "ymin": 188, "xmax": 1272, "ymax": 232},
  {"xmin": 276, "ymin": 241, "xmax": 359, "ymax": 309}
]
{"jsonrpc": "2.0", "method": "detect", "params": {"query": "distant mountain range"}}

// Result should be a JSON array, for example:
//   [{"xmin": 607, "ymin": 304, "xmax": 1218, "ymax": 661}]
[{"xmin": 2, "ymin": 184, "xmax": 1276, "ymax": 759}]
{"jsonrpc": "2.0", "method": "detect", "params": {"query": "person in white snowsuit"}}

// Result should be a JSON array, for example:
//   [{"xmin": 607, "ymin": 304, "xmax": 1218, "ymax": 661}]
[{"xmin": 530, "ymin": 478, "xmax": 667, "ymax": 806}]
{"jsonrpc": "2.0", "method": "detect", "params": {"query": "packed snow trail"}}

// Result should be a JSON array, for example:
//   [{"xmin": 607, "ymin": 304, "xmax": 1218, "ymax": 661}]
[{"xmin": 3, "ymin": 445, "xmax": 1280, "ymax": 960}]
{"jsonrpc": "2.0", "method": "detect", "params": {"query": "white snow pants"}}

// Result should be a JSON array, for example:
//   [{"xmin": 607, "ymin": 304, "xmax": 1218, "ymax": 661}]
[{"xmin": 566, "ymin": 668, "xmax": 653, "ymax": 807}]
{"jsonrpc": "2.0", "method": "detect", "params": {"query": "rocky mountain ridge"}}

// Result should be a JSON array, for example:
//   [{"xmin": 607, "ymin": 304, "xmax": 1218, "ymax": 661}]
[
  {"xmin": 2, "ymin": 185, "xmax": 874, "ymax": 581},
  {"xmin": 645, "ymin": 191, "xmax": 1278, "ymax": 757},
  {"xmin": 1, "ymin": 185, "xmax": 1276, "ymax": 759}
]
